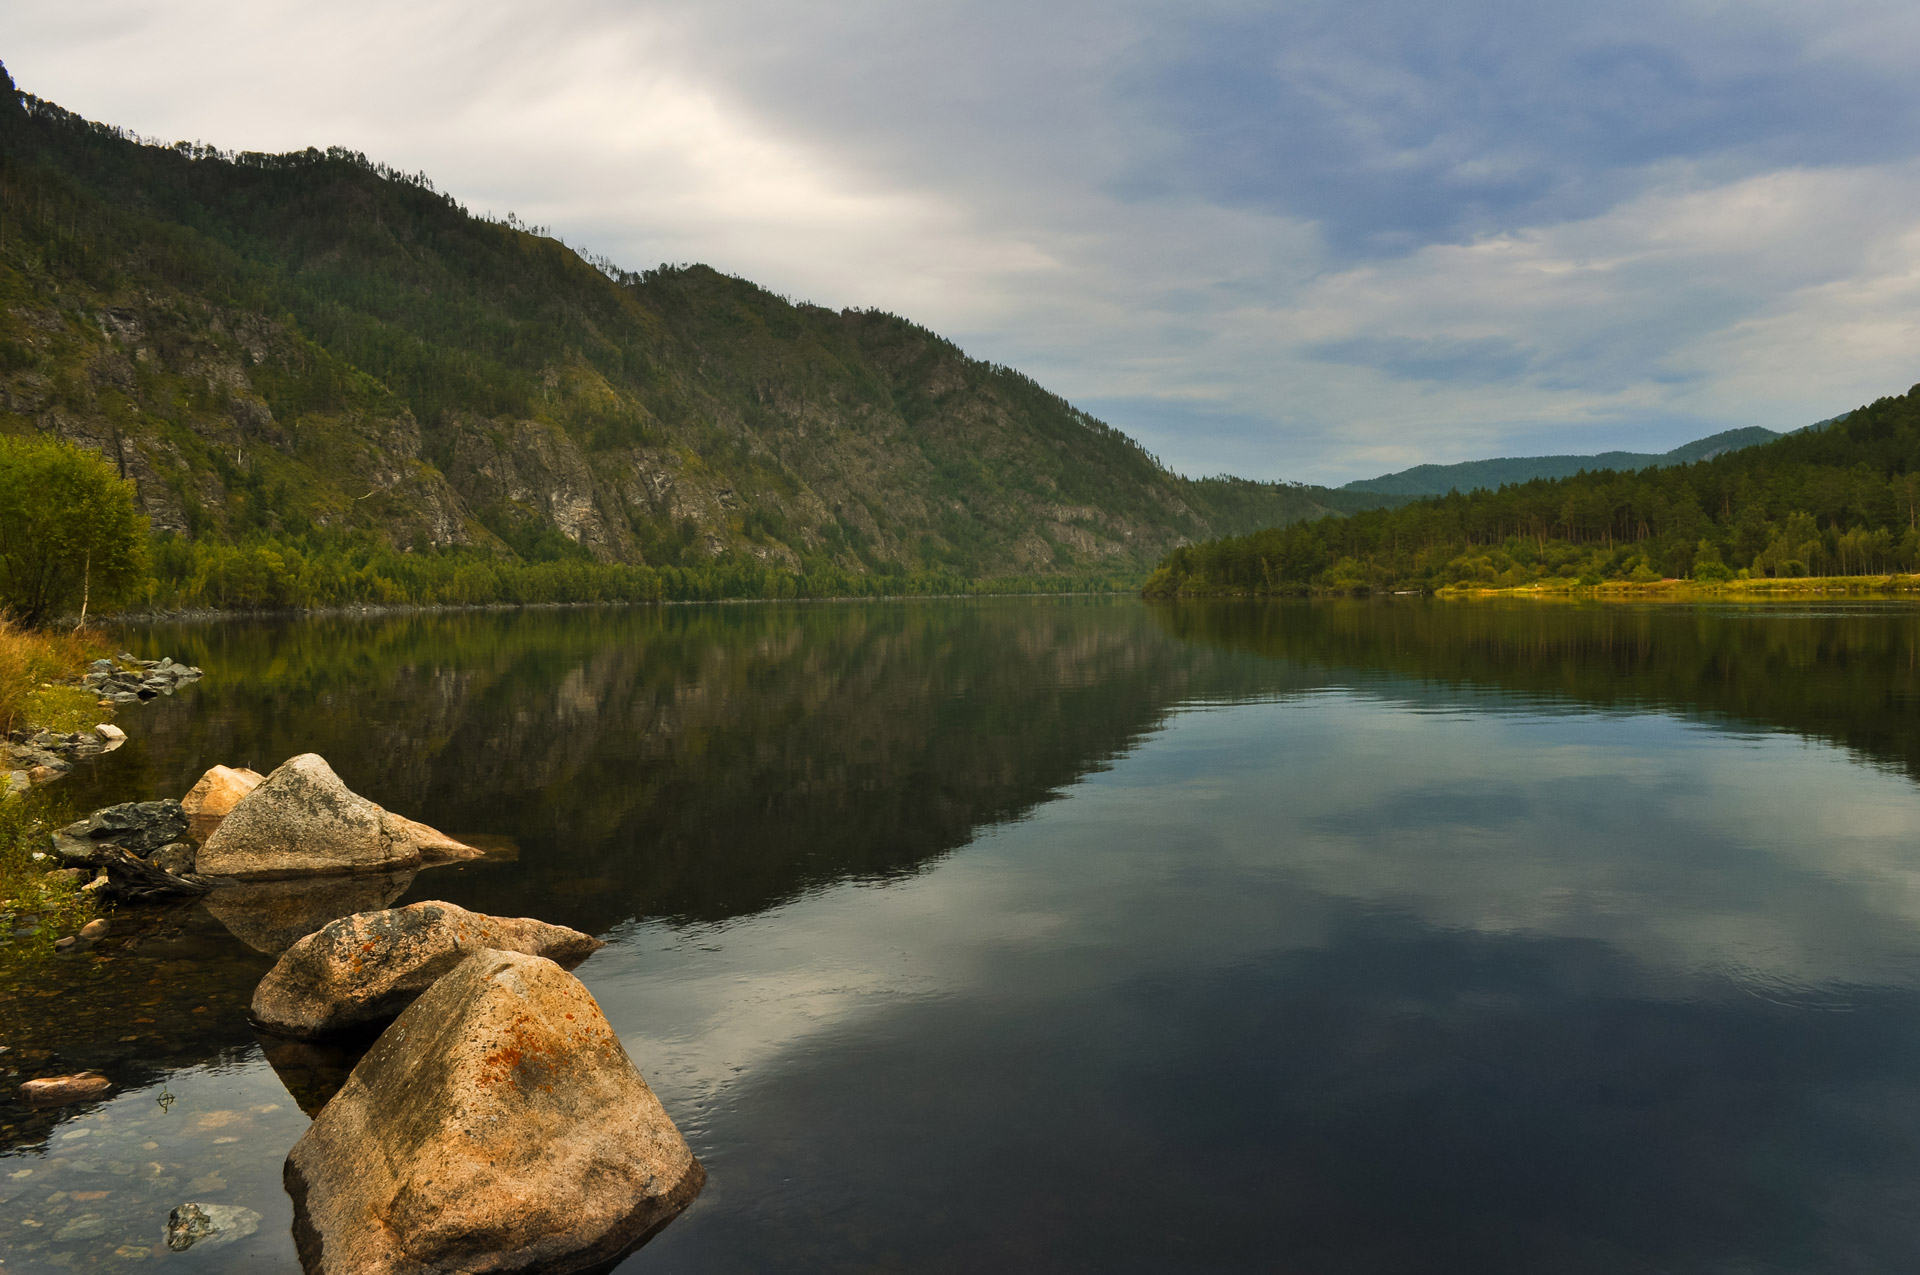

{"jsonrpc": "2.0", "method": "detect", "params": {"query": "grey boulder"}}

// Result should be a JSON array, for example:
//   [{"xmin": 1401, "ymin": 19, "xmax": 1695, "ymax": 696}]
[
  {"xmin": 50, "ymin": 801, "xmax": 188, "ymax": 867},
  {"xmin": 197, "ymin": 754, "xmax": 480, "ymax": 880}
]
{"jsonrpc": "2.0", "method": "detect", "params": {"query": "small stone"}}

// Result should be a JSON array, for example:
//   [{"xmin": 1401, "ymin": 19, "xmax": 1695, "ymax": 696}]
[
  {"xmin": 94, "ymin": 723, "xmax": 126, "ymax": 746},
  {"xmin": 149, "ymin": 841, "xmax": 197, "ymax": 876},
  {"xmin": 54, "ymin": 935, "xmax": 75, "ymax": 950},
  {"xmin": 79, "ymin": 919, "xmax": 108, "ymax": 940},
  {"xmin": 20, "ymin": 1073, "xmax": 111, "ymax": 1105}
]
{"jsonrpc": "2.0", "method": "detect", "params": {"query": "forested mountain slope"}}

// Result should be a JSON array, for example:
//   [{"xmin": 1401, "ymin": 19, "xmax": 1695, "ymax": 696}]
[
  {"xmin": 0, "ymin": 64, "xmax": 1385, "ymax": 592},
  {"xmin": 1341, "ymin": 426, "xmax": 1785, "ymax": 497},
  {"xmin": 1147, "ymin": 386, "xmax": 1920, "ymax": 594}
]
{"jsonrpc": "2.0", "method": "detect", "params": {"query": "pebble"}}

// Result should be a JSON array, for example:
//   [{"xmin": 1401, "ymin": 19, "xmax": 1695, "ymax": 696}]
[{"xmin": 79, "ymin": 919, "xmax": 109, "ymax": 940}]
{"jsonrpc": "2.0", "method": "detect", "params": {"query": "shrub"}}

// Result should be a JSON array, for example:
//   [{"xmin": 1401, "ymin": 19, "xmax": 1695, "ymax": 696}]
[{"xmin": 0, "ymin": 435, "xmax": 149, "ymax": 626}]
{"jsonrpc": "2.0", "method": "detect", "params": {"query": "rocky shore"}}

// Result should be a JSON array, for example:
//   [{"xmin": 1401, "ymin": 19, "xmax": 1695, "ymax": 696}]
[
  {"xmin": 2, "ymin": 652, "xmax": 198, "ymax": 794},
  {"xmin": 10, "ymin": 747, "xmax": 705, "ymax": 1271}
]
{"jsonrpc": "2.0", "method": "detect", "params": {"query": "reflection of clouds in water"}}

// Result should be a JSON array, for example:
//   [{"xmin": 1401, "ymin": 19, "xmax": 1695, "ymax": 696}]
[
  {"xmin": 1150, "ymin": 692, "xmax": 1920, "ymax": 992},
  {"xmin": 0, "ymin": 1066, "xmax": 305, "ymax": 1274},
  {"xmin": 594, "ymin": 688, "xmax": 1920, "ymax": 1111}
]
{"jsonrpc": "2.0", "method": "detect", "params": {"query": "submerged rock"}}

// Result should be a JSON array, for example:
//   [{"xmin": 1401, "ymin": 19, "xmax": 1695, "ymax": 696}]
[
  {"xmin": 164, "ymin": 1202, "xmax": 262, "ymax": 1252},
  {"xmin": 203, "ymin": 871, "xmax": 417, "ymax": 954},
  {"xmin": 20, "ymin": 1072, "xmax": 111, "ymax": 1105},
  {"xmin": 50, "ymin": 801, "xmax": 189, "ymax": 867},
  {"xmin": 197, "ymin": 754, "xmax": 480, "ymax": 880},
  {"xmin": 286, "ymin": 949, "xmax": 703, "ymax": 1275},
  {"xmin": 252, "ymin": 901, "xmax": 603, "ymax": 1039}
]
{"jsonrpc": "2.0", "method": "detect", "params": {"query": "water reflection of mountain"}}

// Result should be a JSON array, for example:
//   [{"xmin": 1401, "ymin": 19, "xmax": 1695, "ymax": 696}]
[
  {"xmin": 16, "ymin": 596, "xmax": 1920, "ymax": 1158},
  {"xmin": 1153, "ymin": 597, "xmax": 1920, "ymax": 783},
  {"xmin": 70, "ymin": 601, "xmax": 1279, "ymax": 937}
]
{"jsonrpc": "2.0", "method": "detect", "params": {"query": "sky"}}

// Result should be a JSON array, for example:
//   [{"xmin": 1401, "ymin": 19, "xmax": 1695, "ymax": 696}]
[{"xmin": 6, "ymin": 1, "xmax": 1920, "ymax": 484}]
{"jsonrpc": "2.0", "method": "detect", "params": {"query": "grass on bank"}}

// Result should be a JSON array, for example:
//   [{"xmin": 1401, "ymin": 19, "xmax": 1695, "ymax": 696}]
[
  {"xmin": 0, "ymin": 622, "xmax": 113, "ymax": 952},
  {"xmin": 1433, "ymin": 573, "xmax": 1920, "ymax": 600},
  {"xmin": 0, "ymin": 792, "xmax": 92, "ymax": 959},
  {"xmin": 0, "ymin": 621, "xmax": 108, "ymax": 736}
]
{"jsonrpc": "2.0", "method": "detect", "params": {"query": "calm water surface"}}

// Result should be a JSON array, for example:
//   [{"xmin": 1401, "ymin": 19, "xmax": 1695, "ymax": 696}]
[{"xmin": 7, "ymin": 597, "xmax": 1920, "ymax": 1272}]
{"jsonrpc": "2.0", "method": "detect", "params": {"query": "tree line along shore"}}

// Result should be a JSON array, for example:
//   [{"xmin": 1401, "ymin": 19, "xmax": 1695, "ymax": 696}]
[{"xmin": 1144, "ymin": 383, "xmax": 1920, "ymax": 597}]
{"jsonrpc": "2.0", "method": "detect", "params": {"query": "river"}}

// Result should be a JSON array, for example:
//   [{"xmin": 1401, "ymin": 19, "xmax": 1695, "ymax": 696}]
[{"xmin": 5, "ymin": 596, "xmax": 1920, "ymax": 1272}]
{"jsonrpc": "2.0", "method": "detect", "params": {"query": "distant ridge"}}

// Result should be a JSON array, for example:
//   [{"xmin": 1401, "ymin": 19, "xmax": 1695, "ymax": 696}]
[{"xmin": 1343, "ymin": 426, "xmax": 1788, "ymax": 497}]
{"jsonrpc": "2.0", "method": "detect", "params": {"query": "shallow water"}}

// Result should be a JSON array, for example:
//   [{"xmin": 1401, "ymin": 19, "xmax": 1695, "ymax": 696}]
[{"xmin": 7, "ymin": 597, "xmax": 1920, "ymax": 1271}]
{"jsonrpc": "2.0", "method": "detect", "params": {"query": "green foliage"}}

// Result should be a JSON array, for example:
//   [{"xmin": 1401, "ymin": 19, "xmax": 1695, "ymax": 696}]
[
  {"xmin": 0, "ymin": 792, "xmax": 96, "ymax": 955},
  {"xmin": 1147, "ymin": 385, "xmax": 1920, "ymax": 596},
  {"xmin": 0, "ymin": 435, "xmax": 147, "ymax": 624},
  {"xmin": 144, "ymin": 530, "xmax": 1144, "ymax": 610}
]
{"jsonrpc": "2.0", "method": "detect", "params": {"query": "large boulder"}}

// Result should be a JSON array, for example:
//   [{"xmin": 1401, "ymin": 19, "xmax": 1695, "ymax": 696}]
[
  {"xmin": 286, "ymin": 949, "xmax": 703, "ymax": 1275},
  {"xmin": 50, "ymin": 800, "xmax": 188, "ymax": 867},
  {"xmin": 252, "ymin": 901, "xmax": 604, "ymax": 1039},
  {"xmin": 196, "ymin": 754, "xmax": 479, "ymax": 880}
]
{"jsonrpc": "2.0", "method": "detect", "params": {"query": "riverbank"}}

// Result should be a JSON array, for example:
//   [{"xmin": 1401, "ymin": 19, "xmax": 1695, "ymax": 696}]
[{"xmin": 1434, "ymin": 573, "xmax": 1920, "ymax": 600}]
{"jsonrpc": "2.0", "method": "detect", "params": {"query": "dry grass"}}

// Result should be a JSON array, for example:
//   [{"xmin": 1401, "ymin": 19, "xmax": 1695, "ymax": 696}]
[
  {"xmin": 0, "ymin": 621, "xmax": 109, "ymax": 737},
  {"xmin": 0, "ymin": 622, "xmax": 111, "ymax": 952}
]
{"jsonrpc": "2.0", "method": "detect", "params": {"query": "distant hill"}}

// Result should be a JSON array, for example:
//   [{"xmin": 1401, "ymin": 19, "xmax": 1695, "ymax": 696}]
[
  {"xmin": 1145, "ymin": 388, "xmax": 1920, "ymax": 596},
  {"xmin": 1342, "ymin": 426, "xmax": 1786, "ymax": 497},
  {"xmin": 0, "ymin": 64, "xmax": 1390, "ymax": 595}
]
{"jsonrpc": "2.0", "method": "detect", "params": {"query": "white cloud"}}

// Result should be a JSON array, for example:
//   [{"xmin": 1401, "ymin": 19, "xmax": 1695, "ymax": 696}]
[{"xmin": 7, "ymin": 0, "xmax": 1920, "ymax": 482}]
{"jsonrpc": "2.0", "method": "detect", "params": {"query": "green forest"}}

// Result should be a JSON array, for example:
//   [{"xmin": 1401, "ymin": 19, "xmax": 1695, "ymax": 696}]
[
  {"xmin": 1145, "ymin": 386, "xmax": 1920, "ymax": 595},
  {"xmin": 0, "ymin": 61, "xmax": 1393, "ymax": 614}
]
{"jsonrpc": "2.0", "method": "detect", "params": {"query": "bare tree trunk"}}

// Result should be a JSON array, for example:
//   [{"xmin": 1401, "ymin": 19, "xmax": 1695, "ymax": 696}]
[{"xmin": 74, "ymin": 549, "xmax": 90, "ymax": 633}]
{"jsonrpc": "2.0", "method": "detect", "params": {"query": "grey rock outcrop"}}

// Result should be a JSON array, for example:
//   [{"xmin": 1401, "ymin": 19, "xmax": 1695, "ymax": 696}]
[
  {"xmin": 286, "ymin": 949, "xmax": 703, "ymax": 1274},
  {"xmin": 197, "ymin": 754, "xmax": 480, "ymax": 880},
  {"xmin": 252, "ymin": 901, "xmax": 603, "ymax": 1039}
]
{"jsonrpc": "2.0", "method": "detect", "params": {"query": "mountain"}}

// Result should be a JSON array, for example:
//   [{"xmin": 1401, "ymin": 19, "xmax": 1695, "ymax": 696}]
[
  {"xmin": 1341, "ymin": 426, "xmax": 1785, "ymax": 497},
  {"xmin": 1146, "ymin": 385, "xmax": 1920, "ymax": 595},
  {"xmin": 0, "ymin": 65, "xmax": 1391, "ymax": 592}
]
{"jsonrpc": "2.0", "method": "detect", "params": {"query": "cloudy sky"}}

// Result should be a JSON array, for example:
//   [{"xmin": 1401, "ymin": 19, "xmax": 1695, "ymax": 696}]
[{"xmin": 7, "ymin": 1, "xmax": 1920, "ymax": 483}]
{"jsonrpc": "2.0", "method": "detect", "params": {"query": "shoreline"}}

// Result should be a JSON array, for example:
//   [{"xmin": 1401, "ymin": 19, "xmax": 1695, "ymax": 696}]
[
  {"xmin": 101, "ymin": 590, "xmax": 1144, "ymax": 625},
  {"xmin": 1151, "ymin": 573, "xmax": 1920, "ymax": 602},
  {"xmin": 1434, "ymin": 573, "xmax": 1920, "ymax": 600}
]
